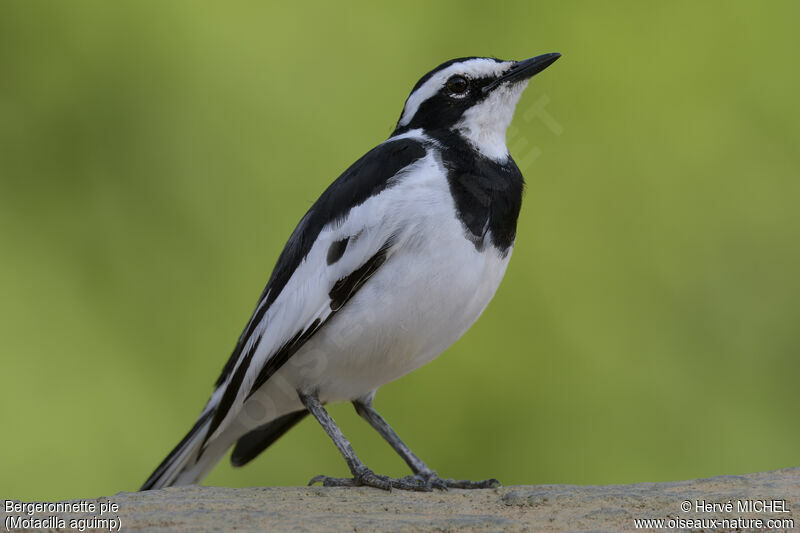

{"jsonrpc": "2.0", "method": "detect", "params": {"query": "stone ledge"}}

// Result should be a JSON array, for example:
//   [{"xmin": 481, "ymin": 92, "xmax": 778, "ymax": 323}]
[{"xmin": 3, "ymin": 468, "xmax": 798, "ymax": 532}]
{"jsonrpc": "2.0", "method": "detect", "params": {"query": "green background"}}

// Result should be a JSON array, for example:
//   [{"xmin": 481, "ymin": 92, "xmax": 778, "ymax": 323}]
[{"xmin": 2, "ymin": 1, "xmax": 798, "ymax": 501}]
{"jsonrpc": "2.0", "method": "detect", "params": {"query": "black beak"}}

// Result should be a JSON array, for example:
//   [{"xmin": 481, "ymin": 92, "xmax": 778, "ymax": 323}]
[{"xmin": 483, "ymin": 53, "xmax": 561, "ymax": 93}]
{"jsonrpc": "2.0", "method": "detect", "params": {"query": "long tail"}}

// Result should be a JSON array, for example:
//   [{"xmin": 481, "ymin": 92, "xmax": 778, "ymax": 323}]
[{"xmin": 140, "ymin": 409, "xmax": 226, "ymax": 490}]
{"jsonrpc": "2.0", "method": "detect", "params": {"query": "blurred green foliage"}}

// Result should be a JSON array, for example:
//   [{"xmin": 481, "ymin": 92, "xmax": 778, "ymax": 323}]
[{"xmin": 1, "ymin": 1, "xmax": 798, "ymax": 501}]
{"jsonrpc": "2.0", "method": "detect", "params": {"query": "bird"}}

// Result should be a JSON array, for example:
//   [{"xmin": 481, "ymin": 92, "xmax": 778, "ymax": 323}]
[{"xmin": 141, "ymin": 52, "xmax": 561, "ymax": 492}]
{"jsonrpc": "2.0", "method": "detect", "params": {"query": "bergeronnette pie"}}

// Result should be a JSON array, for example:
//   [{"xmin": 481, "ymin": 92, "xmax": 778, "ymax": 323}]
[{"xmin": 142, "ymin": 53, "xmax": 561, "ymax": 491}]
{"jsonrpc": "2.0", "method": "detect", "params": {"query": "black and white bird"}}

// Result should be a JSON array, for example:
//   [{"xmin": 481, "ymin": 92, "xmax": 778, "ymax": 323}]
[{"xmin": 141, "ymin": 53, "xmax": 561, "ymax": 491}]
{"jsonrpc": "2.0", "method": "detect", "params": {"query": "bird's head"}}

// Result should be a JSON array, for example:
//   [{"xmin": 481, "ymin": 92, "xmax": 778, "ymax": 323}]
[{"xmin": 394, "ymin": 53, "xmax": 560, "ymax": 160}]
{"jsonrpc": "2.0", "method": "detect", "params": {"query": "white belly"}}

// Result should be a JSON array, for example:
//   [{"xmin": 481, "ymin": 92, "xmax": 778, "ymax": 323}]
[
  {"xmin": 309, "ymin": 239, "xmax": 510, "ymax": 402},
  {"xmin": 267, "ymin": 226, "xmax": 512, "ymax": 412}
]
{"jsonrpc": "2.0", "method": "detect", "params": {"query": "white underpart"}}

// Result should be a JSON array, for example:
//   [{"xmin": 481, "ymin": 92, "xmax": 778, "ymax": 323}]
[
  {"xmin": 398, "ymin": 58, "xmax": 513, "ymax": 128},
  {"xmin": 205, "ymin": 131, "xmax": 512, "ymax": 446},
  {"xmin": 454, "ymin": 79, "xmax": 530, "ymax": 161}
]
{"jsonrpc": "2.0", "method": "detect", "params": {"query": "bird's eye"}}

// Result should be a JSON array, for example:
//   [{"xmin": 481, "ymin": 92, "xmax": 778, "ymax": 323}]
[{"xmin": 446, "ymin": 75, "xmax": 469, "ymax": 95}]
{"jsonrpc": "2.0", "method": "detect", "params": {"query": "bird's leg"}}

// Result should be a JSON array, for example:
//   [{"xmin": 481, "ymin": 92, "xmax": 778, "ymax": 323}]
[
  {"xmin": 352, "ymin": 398, "xmax": 500, "ymax": 490},
  {"xmin": 298, "ymin": 391, "xmax": 431, "ymax": 491}
]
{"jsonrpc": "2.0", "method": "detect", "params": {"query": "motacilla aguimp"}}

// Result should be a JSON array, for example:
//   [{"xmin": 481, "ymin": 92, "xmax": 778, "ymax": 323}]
[{"xmin": 141, "ymin": 52, "xmax": 561, "ymax": 492}]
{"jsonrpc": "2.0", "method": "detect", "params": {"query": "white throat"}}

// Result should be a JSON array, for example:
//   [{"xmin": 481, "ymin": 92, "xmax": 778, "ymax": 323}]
[{"xmin": 453, "ymin": 80, "xmax": 529, "ymax": 162}]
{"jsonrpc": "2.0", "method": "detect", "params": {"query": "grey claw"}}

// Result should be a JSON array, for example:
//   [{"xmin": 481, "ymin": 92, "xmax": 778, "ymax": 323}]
[
  {"xmin": 308, "ymin": 468, "xmax": 393, "ymax": 491},
  {"xmin": 308, "ymin": 475, "xmax": 327, "ymax": 486},
  {"xmin": 308, "ymin": 475, "xmax": 357, "ymax": 487}
]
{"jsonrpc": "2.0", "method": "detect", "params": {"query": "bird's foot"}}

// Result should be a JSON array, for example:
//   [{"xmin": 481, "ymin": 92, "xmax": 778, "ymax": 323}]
[
  {"xmin": 308, "ymin": 466, "xmax": 442, "ymax": 492},
  {"xmin": 408, "ymin": 470, "xmax": 501, "ymax": 490},
  {"xmin": 308, "ymin": 468, "xmax": 500, "ymax": 492}
]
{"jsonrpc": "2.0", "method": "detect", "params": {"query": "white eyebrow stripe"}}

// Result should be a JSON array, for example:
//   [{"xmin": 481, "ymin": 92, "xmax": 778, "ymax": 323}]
[{"xmin": 398, "ymin": 58, "xmax": 513, "ymax": 128}]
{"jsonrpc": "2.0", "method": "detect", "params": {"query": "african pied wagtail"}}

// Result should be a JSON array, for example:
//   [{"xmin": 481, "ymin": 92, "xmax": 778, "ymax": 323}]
[{"xmin": 142, "ymin": 53, "xmax": 561, "ymax": 491}]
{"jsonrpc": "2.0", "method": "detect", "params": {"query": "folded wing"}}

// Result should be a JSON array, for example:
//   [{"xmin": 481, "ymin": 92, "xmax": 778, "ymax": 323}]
[{"xmin": 201, "ymin": 136, "xmax": 430, "ymax": 447}]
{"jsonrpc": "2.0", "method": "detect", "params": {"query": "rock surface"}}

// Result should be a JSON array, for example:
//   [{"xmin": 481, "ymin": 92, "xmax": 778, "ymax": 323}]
[{"xmin": 3, "ymin": 468, "xmax": 798, "ymax": 532}]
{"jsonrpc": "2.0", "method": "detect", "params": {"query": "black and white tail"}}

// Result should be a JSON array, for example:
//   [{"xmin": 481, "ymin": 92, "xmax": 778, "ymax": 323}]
[
  {"xmin": 140, "ymin": 409, "xmax": 225, "ymax": 490},
  {"xmin": 141, "ymin": 402, "xmax": 309, "ymax": 490}
]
